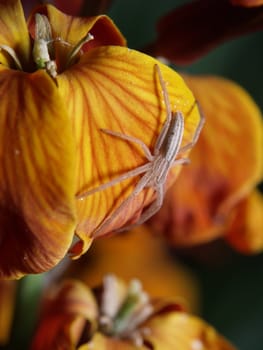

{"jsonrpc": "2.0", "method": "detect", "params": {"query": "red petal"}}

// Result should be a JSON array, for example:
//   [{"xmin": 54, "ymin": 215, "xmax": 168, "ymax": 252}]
[{"xmin": 146, "ymin": 0, "xmax": 263, "ymax": 65}]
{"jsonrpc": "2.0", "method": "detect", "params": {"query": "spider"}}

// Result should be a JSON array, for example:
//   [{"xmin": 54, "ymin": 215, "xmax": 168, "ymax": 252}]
[{"xmin": 77, "ymin": 64, "xmax": 205, "ymax": 237}]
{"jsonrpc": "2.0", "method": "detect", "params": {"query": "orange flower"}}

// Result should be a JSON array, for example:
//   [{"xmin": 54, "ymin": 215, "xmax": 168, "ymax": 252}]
[
  {"xmin": 149, "ymin": 74, "xmax": 263, "ymax": 252},
  {"xmin": 64, "ymin": 226, "xmax": 200, "ymax": 313},
  {"xmin": 31, "ymin": 277, "xmax": 236, "ymax": 350},
  {"xmin": 226, "ymin": 189, "xmax": 263, "ymax": 253},
  {"xmin": 0, "ymin": 1, "xmax": 200, "ymax": 278}
]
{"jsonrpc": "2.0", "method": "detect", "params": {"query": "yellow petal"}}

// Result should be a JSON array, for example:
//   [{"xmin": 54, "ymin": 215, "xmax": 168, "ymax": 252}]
[
  {"xmin": 0, "ymin": 68, "xmax": 76, "ymax": 278},
  {"xmin": 150, "ymin": 74, "xmax": 263, "ymax": 246},
  {"xmin": 80, "ymin": 333, "xmax": 144, "ymax": 350},
  {"xmin": 144, "ymin": 312, "xmax": 236, "ymax": 350},
  {"xmin": 226, "ymin": 190, "xmax": 263, "ymax": 253},
  {"xmin": 0, "ymin": 0, "xmax": 31, "ymax": 67},
  {"xmin": 57, "ymin": 46, "xmax": 201, "ymax": 256}
]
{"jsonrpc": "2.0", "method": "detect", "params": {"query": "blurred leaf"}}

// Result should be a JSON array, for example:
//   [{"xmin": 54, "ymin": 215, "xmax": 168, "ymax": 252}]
[{"xmin": 1, "ymin": 275, "xmax": 44, "ymax": 350}]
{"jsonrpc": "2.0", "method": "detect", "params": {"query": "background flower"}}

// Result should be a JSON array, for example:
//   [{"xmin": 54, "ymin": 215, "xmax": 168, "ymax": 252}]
[
  {"xmin": 148, "ymin": 73, "xmax": 263, "ymax": 250},
  {"xmin": 63, "ymin": 226, "xmax": 201, "ymax": 313},
  {"xmin": 144, "ymin": 0, "xmax": 263, "ymax": 65},
  {"xmin": 30, "ymin": 277, "xmax": 236, "ymax": 350}
]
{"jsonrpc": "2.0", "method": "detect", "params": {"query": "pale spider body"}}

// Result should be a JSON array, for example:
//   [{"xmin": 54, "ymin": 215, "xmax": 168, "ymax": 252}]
[{"xmin": 77, "ymin": 65, "xmax": 205, "ymax": 237}]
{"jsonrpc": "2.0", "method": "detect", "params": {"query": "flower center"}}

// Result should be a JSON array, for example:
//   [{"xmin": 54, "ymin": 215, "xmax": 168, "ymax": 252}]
[
  {"xmin": 98, "ymin": 274, "xmax": 154, "ymax": 346},
  {"xmin": 0, "ymin": 13, "xmax": 93, "ymax": 78}
]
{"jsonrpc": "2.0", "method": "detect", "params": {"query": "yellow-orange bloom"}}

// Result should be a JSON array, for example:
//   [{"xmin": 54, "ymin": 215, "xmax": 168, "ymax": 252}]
[
  {"xmin": 31, "ymin": 277, "xmax": 236, "ymax": 350},
  {"xmin": 64, "ymin": 226, "xmax": 200, "ymax": 313},
  {"xmin": 149, "ymin": 75, "xmax": 263, "ymax": 251},
  {"xmin": 226, "ymin": 189, "xmax": 263, "ymax": 253},
  {"xmin": 0, "ymin": 0, "xmax": 200, "ymax": 278}
]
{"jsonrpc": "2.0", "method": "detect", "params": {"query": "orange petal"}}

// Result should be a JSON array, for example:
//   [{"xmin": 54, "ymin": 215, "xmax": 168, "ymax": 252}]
[
  {"xmin": 226, "ymin": 190, "xmax": 263, "ymax": 253},
  {"xmin": 0, "ymin": 280, "xmax": 16, "ymax": 345},
  {"xmin": 0, "ymin": 0, "xmax": 31, "ymax": 67},
  {"xmin": 144, "ymin": 312, "xmax": 236, "ymax": 350},
  {"xmin": 57, "ymin": 46, "xmax": 201, "ymax": 256},
  {"xmin": 146, "ymin": 0, "xmax": 263, "ymax": 65},
  {"xmin": 149, "ymin": 75, "xmax": 263, "ymax": 247},
  {"xmin": 27, "ymin": 4, "xmax": 126, "ymax": 72},
  {"xmin": 28, "ymin": 3, "xmax": 125, "ymax": 47},
  {"xmin": 0, "ymin": 68, "xmax": 76, "ymax": 278},
  {"xmin": 31, "ymin": 279, "xmax": 98, "ymax": 350},
  {"xmin": 65, "ymin": 226, "xmax": 200, "ymax": 313}
]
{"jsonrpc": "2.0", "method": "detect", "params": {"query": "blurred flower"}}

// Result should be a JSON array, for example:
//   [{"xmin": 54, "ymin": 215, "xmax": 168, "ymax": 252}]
[
  {"xmin": 31, "ymin": 276, "xmax": 236, "ymax": 349},
  {"xmin": 0, "ymin": 0, "xmax": 200, "ymax": 278},
  {"xmin": 63, "ymin": 226, "xmax": 200, "ymax": 313},
  {"xmin": 231, "ymin": 0, "xmax": 263, "ymax": 7},
  {"xmin": 145, "ymin": 0, "xmax": 263, "ymax": 65},
  {"xmin": 149, "ymin": 74, "xmax": 263, "ymax": 252},
  {"xmin": 0, "ymin": 280, "xmax": 16, "ymax": 345},
  {"xmin": 226, "ymin": 189, "xmax": 263, "ymax": 253}
]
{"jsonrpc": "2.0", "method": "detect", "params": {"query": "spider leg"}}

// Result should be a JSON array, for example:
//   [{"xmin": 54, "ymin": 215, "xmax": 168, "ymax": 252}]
[
  {"xmin": 119, "ymin": 182, "xmax": 164, "ymax": 232},
  {"xmin": 76, "ymin": 163, "xmax": 151, "ymax": 199},
  {"xmin": 154, "ymin": 65, "xmax": 173, "ymax": 155},
  {"xmin": 172, "ymin": 157, "xmax": 190, "ymax": 166},
  {"xmin": 101, "ymin": 128, "xmax": 153, "ymax": 161},
  {"xmin": 92, "ymin": 169, "xmax": 154, "ymax": 238},
  {"xmin": 179, "ymin": 101, "xmax": 205, "ymax": 153},
  {"xmin": 117, "ymin": 159, "xmax": 188, "ymax": 234}
]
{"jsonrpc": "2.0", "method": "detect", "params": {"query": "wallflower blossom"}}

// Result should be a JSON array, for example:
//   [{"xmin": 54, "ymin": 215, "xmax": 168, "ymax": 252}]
[
  {"xmin": 138, "ymin": 0, "xmax": 263, "ymax": 252},
  {"xmin": 63, "ymin": 226, "xmax": 200, "ymax": 313},
  {"xmin": 30, "ymin": 276, "xmax": 236, "ymax": 350},
  {"xmin": 149, "ymin": 74, "xmax": 263, "ymax": 252},
  {"xmin": 0, "ymin": 0, "xmax": 200, "ymax": 278},
  {"xmin": 31, "ymin": 1, "xmax": 263, "ymax": 254},
  {"xmin": 226, "ymin": 189, "xmax": 263, "ymax": 253}
]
